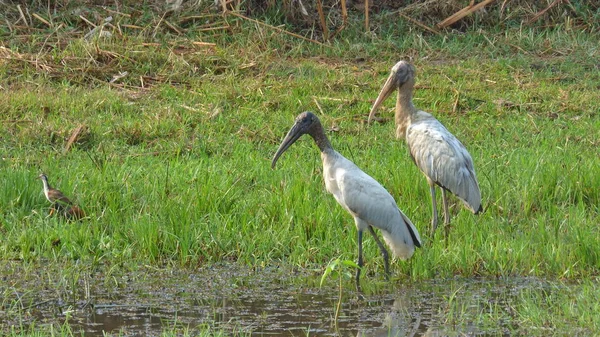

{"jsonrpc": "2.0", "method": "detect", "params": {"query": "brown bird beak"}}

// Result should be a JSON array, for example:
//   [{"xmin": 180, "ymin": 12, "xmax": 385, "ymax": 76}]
[
  {"xmin": 368, "ymin": 73, "xmax": 397, "ymax": 124},
  {"xmin": 271, "ymin": 121, "xmax": 304, "ymax": 169}
]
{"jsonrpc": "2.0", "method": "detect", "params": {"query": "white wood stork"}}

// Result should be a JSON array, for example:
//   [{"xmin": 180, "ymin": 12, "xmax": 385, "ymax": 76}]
[
  {"xmin": 272, "ymin": 111, "xmax": 422, "ymax": 291},
  {"xmin": 368, "ymin": 61, "xmax": 482, "ymax": 237}
]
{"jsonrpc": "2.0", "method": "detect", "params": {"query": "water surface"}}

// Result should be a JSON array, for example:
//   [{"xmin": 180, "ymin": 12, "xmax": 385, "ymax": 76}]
[{"xmin": 0, "ymin": 263, "xmax": 559, "ymax": 336}]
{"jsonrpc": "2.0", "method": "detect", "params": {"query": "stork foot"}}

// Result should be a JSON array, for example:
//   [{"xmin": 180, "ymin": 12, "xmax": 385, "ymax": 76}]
[{"xmin": 355, "ymin": 268, "xmax": 363, "ymax": 294}]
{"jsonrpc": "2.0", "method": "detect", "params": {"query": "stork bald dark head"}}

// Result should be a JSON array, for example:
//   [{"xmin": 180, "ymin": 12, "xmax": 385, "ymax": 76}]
[{"xmin": 271, "ymin": 111, "xmax": 331, "ymax": 169}]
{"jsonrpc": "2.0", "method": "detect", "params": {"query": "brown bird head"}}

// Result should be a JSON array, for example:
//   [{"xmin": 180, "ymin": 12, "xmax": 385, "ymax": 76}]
[
  {"xmin": 38, "ymin": 173, "xmax": 48, "ymax": 182},
  {"xmin": 368, "ymin": 61, "xmax": 416, "ymax": 124}
]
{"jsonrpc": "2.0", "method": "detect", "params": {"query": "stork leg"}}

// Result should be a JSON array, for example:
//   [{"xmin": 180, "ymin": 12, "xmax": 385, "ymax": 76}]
[
  {"xmin": 368, "ymin": 226, "xmax": 390, "ymax": 280},
  {"xmin": 428, "ymin": 181, "xmax": 438, "ymax": 236},
  {"xmin": 356, "ymin": 229, "xmax": 364, "ymax": 293},
  {"xmin": 442, "ymin": 188, "xmax": 451, "ymax": 240}
]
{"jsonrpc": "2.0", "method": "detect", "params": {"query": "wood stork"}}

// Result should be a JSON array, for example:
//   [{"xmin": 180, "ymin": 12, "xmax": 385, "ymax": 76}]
[
  {"xmin": 38, "ymin": 173, "xmax": 86, "ymax": 220},
  {"xmin": 272, "ymin": 111, "xmax": 422, "ymax": 291},
  {"xmin": 368, "ymin": 61, "xmax": 482, "ymax": 237}
]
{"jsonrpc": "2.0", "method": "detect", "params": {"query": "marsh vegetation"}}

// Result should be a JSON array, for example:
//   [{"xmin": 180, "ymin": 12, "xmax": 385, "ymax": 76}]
[{"xmin": 1, "ymin": 1, "xmax": 599, "ymax": 335}]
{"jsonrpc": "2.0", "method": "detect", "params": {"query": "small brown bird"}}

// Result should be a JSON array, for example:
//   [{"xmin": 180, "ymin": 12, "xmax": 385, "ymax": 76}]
[{"xmin": 38, "ymin": 173, "xmax": 86, "ymax": 220}]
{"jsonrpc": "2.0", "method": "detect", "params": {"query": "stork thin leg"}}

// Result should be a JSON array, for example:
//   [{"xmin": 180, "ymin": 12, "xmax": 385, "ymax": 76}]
[
  {"xmin": 356, "ymin": 229, "xmax": 364, "ymax": 293},
  {"xmin": 429, "ymin": 183, "xmax": 438, "ymax": 236},
  {"xmin": 368, "ymin": 226, "xmax": 390, "ymax": 280},
  {"xmin": 442, "ymin": 188, "xmax": 451, "ymax": 232},
  {"xmin": 442, "ymin": 188, "xmax": 450, "ymax": 226},
  {"xmin": 442, "ymin": 188, "xmax": 451, "ymax": 245}
]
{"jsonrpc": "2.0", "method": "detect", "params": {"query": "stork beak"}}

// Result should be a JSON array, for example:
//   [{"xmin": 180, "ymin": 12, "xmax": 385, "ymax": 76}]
[
  {"xmin": 368, "ymin": 73, "xmax": 397, "ymax": 124},
  {"xmin": 271, "ymin": 122, "xmax": 304, "ymax": 169}
]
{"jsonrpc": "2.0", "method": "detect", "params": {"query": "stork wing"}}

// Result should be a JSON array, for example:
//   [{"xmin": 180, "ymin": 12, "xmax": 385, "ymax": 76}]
[
  {"xmin": 407, "ymin": 119, "xmax": 482, "ymax": 213},
  {"xmin": 332, "ymin": 158, "xmax": 419, "ymax": 240},
  {"xmin": 337, "ymin": 168, "xmax": 399, "ymax": 230}
]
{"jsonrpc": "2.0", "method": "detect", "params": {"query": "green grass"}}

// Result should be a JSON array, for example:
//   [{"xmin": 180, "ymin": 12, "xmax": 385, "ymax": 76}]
[
  {"xmin": 3, "ymin": 322, "xmax": 247, "ymax": 337},
  {"xmin": 1, "ymin": 2, "xmax": 599, "ymax": 335}
]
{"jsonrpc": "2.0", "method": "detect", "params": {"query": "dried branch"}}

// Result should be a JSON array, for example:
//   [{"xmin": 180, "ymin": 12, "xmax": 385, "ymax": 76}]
[
  {"xmin": 399, "ymin": 13, "xmax": 442, "ymax": 36},
  {"xmin": 316, "ymin": 0, "xmax": 329, "ymax": 41},
  {"xmin": 63, "ymin": 124, "xmax": 86, "ymax": 154},
  {"xmin": 437, "ymin": 0, "xmax": 496, "ymax": 29},
  {"xmin": 527, "ymin": 0, "xmax": 563, "ymax": 25},
  {"xmin": 365, "ymin": 0, "xmax": 369, "ymax": 31},
  {"xmin": 225, "ymin": 11, "xmax": 327, "ymax": 46}
]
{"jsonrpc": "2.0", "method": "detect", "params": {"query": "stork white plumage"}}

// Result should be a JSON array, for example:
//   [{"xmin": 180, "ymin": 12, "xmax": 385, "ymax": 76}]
[
  {"xmin": 368, "ymin": 61, "xmax": 482, "ymax": 237},
  {"xmin": 272, "ymin": 111, "xmax": 422, "ymax": 291}
]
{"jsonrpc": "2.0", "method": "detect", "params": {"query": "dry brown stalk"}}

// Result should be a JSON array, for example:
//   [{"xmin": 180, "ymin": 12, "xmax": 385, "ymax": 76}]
[
  {"xmin": 499, "ymin": 0, "xmax": 510, "ymax": 19},
  {"xmin": 1, "ymin": 120, "xmax": 33, "ymax": 124},
  {"xmin": 16, "ymin": 5, "xmax": 29, "ymax": 26},
  {"xmin": 121, "ymin": 24, "xmax": 143, "ymax": 30},
  {"xmin": 79, "ymin": 15, "xmax": 96, "ymax": 28},
  {"xmin": 437, "ymin": 0, "xmax": 496, "ymax": 29},
  {"xmin": 312, "ymin": 97, "xmax": 324, "ymax": 115},
  {"xmin": 527, "ymin": 0, "xmax": 563, "ymax": 25},
  {"xmin": 330, "ymin": 0, "xmax": 347, "ymax": 40},
  {"xmin": 316, "ymin": 0, "xmax": 329, "ymax": 41},
  {"xmin": 452, "ymin": 88, "xmax": 460, "ymax": 114},
  {"xmin": 365, "ymin": 0, "xmax": 369, "ymax": 31},
  {"xmin": 32, "ymin": 13, "xmax": 51, "ymax": 27},
  {"xmin": 225, "ymin": 11, "xmax": 327, "ymax": 46},
  {"xmin": 192, "ymin": 41, "xmax": 217, "ymax": 47},
  {"xmin": 63, "ymin": 124, "xmax": 86, "ymax": 154},
  {"xmin": 4, "ymin": 18, "xmax": 14, "ymax": 33},
  {"xmin": 196, "ymin": 26, "xmax": 230, "ymax": 32},
  {"xmin": 114, "ymin": 23, "xmax": 123, "ymax": 35},
  {"xmin": 179, "ymin": 14, "xmax": 221, "ymax": 25},
  {"xmin": 164, "ymin": 20, "xmax": 183, "ymax": 34},
  {"xmin": 153, "ymin": 13, "xmax": 167, "ymax": 38},
  {"xmin": 399, "ymin": 13, "xmax": 441, "ymax": 36},
  {"xmin": 507, "ymin": 43, "xmax": 528, "ymax": 54},
  {"xmin": 103, "ymin": 8, "xmax": 131, "ymax": 18},
  {"xmin": 0, "ymin": 46, "xmax": 53, "ymax": 72}
]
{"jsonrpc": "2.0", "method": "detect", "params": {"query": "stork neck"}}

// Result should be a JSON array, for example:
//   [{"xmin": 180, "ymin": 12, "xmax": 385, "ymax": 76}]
[
  {"xmin": 309, "ymin": 122, "xmax": 333, "ymax": 153},
  {"xmin": 395, "ymin": 89, "xmax": 417, "ymax": 137}
]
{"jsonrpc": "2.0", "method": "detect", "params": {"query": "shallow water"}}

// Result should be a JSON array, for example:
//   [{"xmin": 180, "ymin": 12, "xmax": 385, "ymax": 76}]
[{"xmin": 0, "ymin": 263, "xmax": 557, "ymax": 336}]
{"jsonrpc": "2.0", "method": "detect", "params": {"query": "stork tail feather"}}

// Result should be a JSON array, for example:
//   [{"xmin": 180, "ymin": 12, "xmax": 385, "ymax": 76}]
[{"xmin": 378, "ymin": 212, "xmax": 421, "ymax": 260}]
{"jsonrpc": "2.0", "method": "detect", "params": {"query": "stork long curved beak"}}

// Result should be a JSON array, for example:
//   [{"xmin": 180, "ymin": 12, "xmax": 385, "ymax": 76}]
[
  {"xmin": 271, "ymin": 122, "xmax": 304, "ymax": 169},
  {"xmin": 368, "ymin": 73, "xmax": 397, "ymax": 124}
]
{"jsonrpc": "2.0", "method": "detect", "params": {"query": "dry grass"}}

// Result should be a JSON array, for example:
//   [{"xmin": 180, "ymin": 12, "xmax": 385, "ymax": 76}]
[{"xmin": 0, "ymin": 1, "xmax": 597, "ymax": 47}]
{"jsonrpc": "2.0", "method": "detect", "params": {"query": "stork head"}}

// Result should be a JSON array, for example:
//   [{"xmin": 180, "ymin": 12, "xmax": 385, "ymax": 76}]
[
  {"xmin": 271, "ymin": 111, "xmax": 320, "ymax": 169},
  {"xmin": 368, "ymin": 61, "xmax": 416, "ymax": 124},
  {"xmin": 38, "ymin": 173, "xmax": 48, "ymax": 181}
]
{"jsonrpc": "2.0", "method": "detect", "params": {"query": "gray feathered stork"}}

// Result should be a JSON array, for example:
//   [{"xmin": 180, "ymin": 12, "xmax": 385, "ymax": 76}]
[
  {"xmin": 272, "ymin": 111, "xmax": 422, "ymax": 291},
  {"xmin": 38, "ymin": 173, "xmax": 86, "ymax": 220},
  {"xmin": 368, "ymin": 61, "xmax": 482, "ymax": 238}
]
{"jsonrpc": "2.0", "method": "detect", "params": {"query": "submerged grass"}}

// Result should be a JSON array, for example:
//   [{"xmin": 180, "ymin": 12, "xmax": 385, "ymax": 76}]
[{"xmin": 1, "ymin": 1, "xmax": 599, "ymax": 335}]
